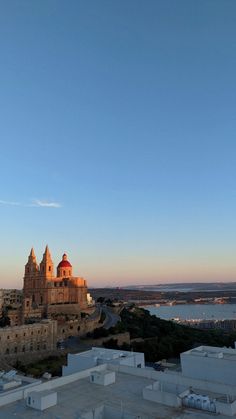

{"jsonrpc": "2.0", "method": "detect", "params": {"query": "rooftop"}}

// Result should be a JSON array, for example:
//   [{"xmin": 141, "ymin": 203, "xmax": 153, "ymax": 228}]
[
  {"xmin": 76, "ymin": 347, "xmax": 140, "ymax": 361},
  {"xmin": 183, "ymin": 345, "xmax": 236, "ymax": 361},
  {"xmin": 0, "ymin": 371, "xmax": 170, "ymax": 419}
]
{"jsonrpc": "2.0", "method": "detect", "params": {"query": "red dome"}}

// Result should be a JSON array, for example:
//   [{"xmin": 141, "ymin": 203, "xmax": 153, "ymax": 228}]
[
  {"xmin": 57, "ymin": 253, "xmax": 72, "ymax": 268},
  {"xmin": 57, "ymin": 260, "xmax": 72, "ymax": 268}
]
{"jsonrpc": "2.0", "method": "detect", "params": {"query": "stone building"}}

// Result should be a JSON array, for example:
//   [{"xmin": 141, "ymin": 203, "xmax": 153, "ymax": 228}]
[
  {"xmin": 0, "ymin": 319, "xmax": 57, "ymax": 356},
  {"xmin": 22, "ymin": 246, "xmax": 89, "ymax": 321}
]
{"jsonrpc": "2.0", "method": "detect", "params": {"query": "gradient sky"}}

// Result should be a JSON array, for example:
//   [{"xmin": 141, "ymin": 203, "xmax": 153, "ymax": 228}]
[{"xmin": 1, "ymin": 0, "xmax": 236, "ymax": 288}]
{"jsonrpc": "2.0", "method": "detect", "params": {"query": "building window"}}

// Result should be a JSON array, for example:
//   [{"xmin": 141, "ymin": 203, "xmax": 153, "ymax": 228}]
[
  {"xmin": 30, "ymin": 344, "xmax": 33, "ymax": 351},
  {"xmin": 63, "ymin": 270, "xmax": 66, "ymax": 276},
  {"xmin": 22, "ymin": 346, "xmax": 25, "ymax": 352},
  {"xmin": 5, "ymin": 348, "xmax": 9, "ymax": 355},
  {"xmin": 7, "ymin": 336, "xmax": 9, "ymax": 339},
  {"xmin": 49, "ymin": 266, "xmax": 51, "ymax": 272},
  {"xmin": 37, "ymin": 343, "xmax": 40, "ymax": 350},
  {"xmin": 14, "ymin": 347, "xmax": 17, "ymax": 353}
]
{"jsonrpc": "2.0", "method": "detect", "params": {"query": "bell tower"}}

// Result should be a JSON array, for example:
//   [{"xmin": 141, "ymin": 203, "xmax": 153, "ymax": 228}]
[
  {"xmin": 24, "ymin": 248, "xmax": 39, "ymax": 278},
  {"xmin": 40, "ymin": 245, "xmax": 54, "ymax": 279}
]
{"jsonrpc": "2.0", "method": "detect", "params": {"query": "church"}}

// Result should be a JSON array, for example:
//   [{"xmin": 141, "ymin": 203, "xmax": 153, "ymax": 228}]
[{"xmin": 22, "ymin": 246, "xmax": 89, "ymax": 321}]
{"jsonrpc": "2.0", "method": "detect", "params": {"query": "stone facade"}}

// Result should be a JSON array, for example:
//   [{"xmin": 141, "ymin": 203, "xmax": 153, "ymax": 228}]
[{"xmin": 0, "ymin": 320, "xmax": 57, "ymax": 356}]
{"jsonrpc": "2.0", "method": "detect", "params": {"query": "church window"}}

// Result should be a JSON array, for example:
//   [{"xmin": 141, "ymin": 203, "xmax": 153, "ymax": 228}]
[
  {"xmin": 49, "ymin": 266, "xmax": 51, "ymax": 271},
  {"xmin": 63, "ymin": 270, "xmax": 66, "ymax": 276}
]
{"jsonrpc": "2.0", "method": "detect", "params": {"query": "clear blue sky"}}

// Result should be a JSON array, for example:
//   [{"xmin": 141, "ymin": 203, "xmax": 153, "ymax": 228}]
[{"xmin": 1, "ymin": 0, "xmax": 236, "ymax": 288}]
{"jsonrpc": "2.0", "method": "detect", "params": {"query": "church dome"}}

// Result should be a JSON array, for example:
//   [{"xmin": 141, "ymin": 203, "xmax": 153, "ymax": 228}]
[{"xmin": 57, "ymin": 253, "xmax": 72, "ymax": 268}]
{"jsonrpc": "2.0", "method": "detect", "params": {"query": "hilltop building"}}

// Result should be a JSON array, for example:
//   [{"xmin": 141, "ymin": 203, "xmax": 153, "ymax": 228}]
[{"xmin": 22, "ymin": 246, "xmax": 89, "ymax": 322}]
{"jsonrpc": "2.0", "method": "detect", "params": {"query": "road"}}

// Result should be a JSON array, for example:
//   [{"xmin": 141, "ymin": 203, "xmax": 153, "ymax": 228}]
[{"xmin": 102, "ymin": 305, "xmax": 120, "ymax": 329}]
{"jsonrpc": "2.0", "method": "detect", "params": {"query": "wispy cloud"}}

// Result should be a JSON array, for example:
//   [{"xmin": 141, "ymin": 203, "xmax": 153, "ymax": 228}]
[
  {"xmin": 0, "ymin": 199, "xmax": 62, "ymax": 208},
  {"xmin": 0, "ymin": 200, "xmax": 21, "ymax": 206},
  {"xmin": 31, "ymin": 199, "xmax": 62, "ymax": 208}
]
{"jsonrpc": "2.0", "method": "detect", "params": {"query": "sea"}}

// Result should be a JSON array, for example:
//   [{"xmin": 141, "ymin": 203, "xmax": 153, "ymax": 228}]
[{"xmin": 147, "ymin": 304, "xmax": 236, "ymax": 321}]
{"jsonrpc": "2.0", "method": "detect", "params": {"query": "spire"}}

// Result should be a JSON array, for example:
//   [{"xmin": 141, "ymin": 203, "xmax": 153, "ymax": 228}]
[
  {"xmin": 44, "ymin": 245, "xmax": 50, "ymax": 257},
  {"xmin": 40, "ymin": 245, "xmax": 54, "ymax": 278},
  {"xmin": 30, "ymin": 248, "xmax": 36, "ymax": 258},
  {"xmin": 28, "ymin": 247, "xmax": 36, "ymax": 263},
  {"xmin": 25, "ymin": 247, "xmax": 39, "ymax": 277}
]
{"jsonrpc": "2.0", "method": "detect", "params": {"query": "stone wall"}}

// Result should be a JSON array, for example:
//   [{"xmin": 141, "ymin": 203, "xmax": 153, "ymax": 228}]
[
  {"xmin": 57, "ymin": 316, "xmax": 102, "ymax": 340},
  {"xmin": 0, "ymin": 320, "xmax": 57, "ymax": 356}
]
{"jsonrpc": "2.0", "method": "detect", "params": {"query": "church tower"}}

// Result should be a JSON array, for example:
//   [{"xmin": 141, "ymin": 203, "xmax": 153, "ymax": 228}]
[
  {"xmin": 24, "ymin": 248, "xmax": 39, "ymax": 278},
  {"xmin": 39, "ymin": 245, "xmax": 54, "ymax": 279}
]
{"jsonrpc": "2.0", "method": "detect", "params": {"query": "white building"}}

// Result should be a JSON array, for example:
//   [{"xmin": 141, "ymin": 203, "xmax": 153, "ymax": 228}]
[
  {"xmin": 181, "ymin": 345, "xmax": 236, "ymax": 386},
  {"xmin": 143, "ymin": 345, "xmax": 236, "ymax": 416},
  {"xmin": 62, "ymin": 347, "xmax": 144, "ymax": 376},
  {"xmin": 2, "ymin": 346, "xmax": 236, "ymax": 418}
]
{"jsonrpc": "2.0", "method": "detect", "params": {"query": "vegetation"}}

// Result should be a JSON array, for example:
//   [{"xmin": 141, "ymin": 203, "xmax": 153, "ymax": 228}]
[
  {"xmin": 104, "ymin": 307, "xmax": 236, "ymax": 362},
  {"xmin": 14, "ymin": 355, "xmax": 67, "ymax": 378}
]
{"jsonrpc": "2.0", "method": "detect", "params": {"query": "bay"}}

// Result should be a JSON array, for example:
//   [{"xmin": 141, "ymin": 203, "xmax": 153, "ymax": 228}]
[{"xmin": 147, "ymin": 304, "xmax": 236, "ymax": 321}]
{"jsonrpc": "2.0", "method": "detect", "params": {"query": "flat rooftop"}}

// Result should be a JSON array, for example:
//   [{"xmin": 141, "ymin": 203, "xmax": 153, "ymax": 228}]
[
  {"xmin": 183, "ymin": 345, "xmax": 236, "ymax": 361},
  {"xmin": 74, "ymin": 347, "xmax": 140, "ymax": 360},
  {"xmin": 0, "ymin": 370, "xmax": 230, "ymax": 419},
  {"xmin": 0, "ymin": 371, "xmax": 179, "ymax": 419}
]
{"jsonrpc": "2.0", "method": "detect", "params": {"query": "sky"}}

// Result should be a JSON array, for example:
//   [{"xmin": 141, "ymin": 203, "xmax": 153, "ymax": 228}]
[{"xmin": 1, "ymin": 0, "xmax": 236, "ymax": 288}]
